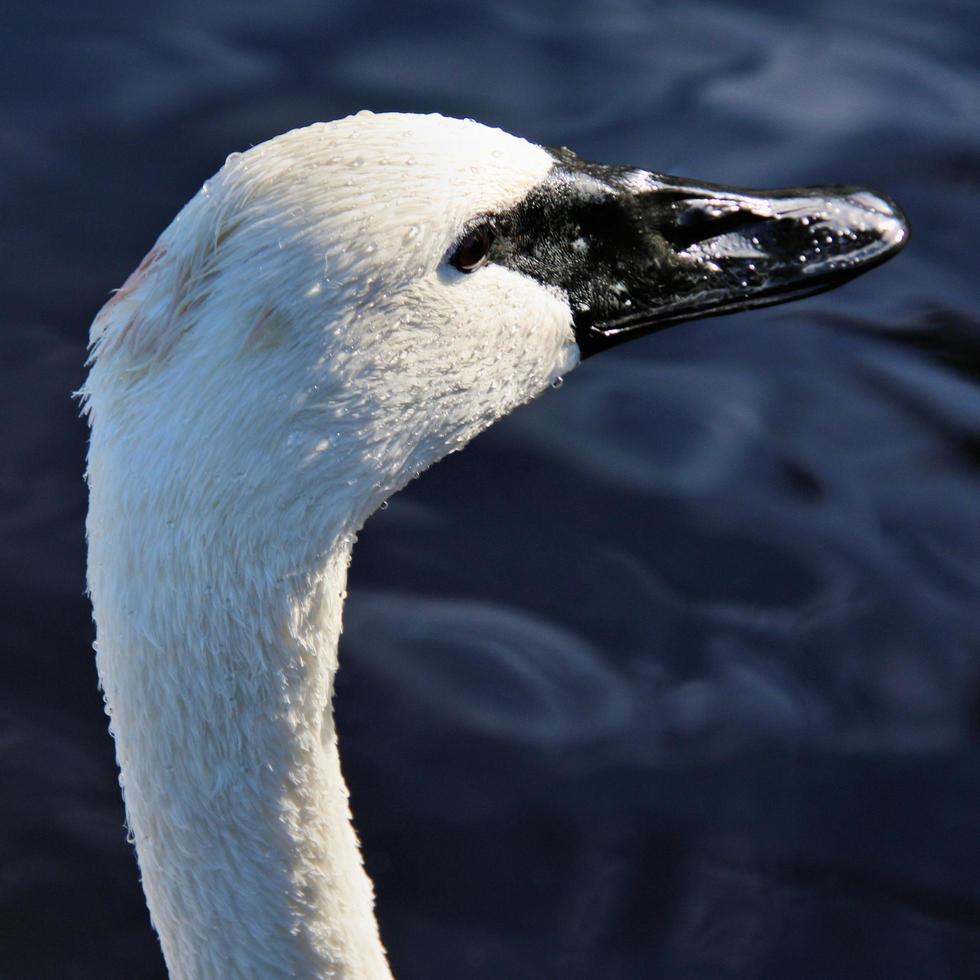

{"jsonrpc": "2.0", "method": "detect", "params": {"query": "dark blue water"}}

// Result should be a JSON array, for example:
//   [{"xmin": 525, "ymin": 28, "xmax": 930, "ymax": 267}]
[{"xmin": 3, "ymin": 1, "xmax": 980, "ymax": 977}]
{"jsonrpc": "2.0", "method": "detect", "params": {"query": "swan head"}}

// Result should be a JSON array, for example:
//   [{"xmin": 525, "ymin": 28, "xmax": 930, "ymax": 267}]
[{"xmin": 84, "ymin": 111, "xmax": 907, "ymax": 551}]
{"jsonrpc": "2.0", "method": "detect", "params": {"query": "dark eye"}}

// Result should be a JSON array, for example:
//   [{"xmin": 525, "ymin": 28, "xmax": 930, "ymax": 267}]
[{"xmin": 451, "ymin": 224, "xmax": 494, "ymax": 273}]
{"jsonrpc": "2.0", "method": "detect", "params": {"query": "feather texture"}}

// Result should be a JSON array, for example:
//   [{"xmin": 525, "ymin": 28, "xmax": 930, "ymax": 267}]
[{"xmin": 82, "ymin": 112, "xmax": 578, "ymax": 979}]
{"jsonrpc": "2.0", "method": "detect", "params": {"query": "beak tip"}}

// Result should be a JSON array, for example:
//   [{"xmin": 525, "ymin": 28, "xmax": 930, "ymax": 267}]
[
  {"xmin": 889, "ymin": 211, "xmax": 910, "ymax": 250},
  {"xmin": 851, "ymin": 188, "xmax": 910, "ymax": 253}
]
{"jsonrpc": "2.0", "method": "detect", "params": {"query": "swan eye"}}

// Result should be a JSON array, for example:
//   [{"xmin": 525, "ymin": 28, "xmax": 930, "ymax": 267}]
[{"xmin": 450, "ymin": 224, "xmax": 494, "ymax": 273}]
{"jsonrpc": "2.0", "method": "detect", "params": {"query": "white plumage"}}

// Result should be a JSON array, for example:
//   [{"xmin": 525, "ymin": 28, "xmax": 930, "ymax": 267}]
[{"xmin": 82, "ymin": 112, "xmax": 579, "ymax": 979}]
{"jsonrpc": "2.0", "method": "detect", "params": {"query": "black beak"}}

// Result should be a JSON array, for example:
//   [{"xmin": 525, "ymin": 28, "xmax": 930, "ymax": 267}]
[{"xmin": 491, "ymin": 149, "xmax": 909, "ymax": 358}]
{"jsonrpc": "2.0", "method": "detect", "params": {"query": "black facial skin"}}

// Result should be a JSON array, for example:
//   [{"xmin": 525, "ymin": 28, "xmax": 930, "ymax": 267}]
[{"xmin": 464, "ymin": 147, "xmax": 909, "ymax": 358}]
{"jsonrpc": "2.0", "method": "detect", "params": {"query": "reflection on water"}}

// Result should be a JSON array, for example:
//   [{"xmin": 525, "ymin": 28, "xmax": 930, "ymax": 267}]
[
  {"xmin": 3, "ymin": 0, "xmax": 980, "ymax": 977},
  {"xmin": 346, "ymin": 594, "xmax": 632, "ymax": 746}
]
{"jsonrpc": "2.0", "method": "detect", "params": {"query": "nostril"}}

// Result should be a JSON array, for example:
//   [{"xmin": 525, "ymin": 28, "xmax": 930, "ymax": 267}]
[{"xmin": 661, "ymin": 201, "xmax": 770, "ymax": 251}]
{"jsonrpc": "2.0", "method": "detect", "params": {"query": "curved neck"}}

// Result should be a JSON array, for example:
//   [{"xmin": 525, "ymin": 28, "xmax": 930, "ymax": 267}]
[{"xmin": 89, "ymin": 514, "xmax": 391, "ymax": 979}]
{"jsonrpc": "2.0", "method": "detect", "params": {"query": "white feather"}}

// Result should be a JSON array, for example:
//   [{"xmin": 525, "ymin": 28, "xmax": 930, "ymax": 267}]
[{"xmin": 82, "ymin": 111, "xmax": 580, "ymax": 979}]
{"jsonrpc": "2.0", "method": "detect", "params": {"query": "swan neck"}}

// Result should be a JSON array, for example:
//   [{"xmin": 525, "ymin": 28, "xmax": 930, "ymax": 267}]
[{"xmin": 89, "ymin": 518, "xmax": 391, "ymax": 979}]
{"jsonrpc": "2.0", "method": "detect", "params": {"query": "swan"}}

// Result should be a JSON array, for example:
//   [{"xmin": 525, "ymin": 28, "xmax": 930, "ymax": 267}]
[{"xmin": 81, "ymin": 110, "xmax": 907, "ymax": 979}]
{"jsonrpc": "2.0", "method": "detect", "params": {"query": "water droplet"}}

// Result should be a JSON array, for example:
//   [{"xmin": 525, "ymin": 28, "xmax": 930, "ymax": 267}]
[
  {"xmin": 352, "ymin": 156, "xmax": 364, "ymax": 168},
  {"xmin": 551, "ymin": 376, "xmax": 564, "ymax": 389},
  {"xmin": 403, "ymin": 225, "xmax": 420, "ymax": 243},
  {"xmin": 225, "ymin": 151, "xmax": 241, "ymax": 167},
  {"xmin": 379, "ymin": 500, "xmax": 389, "ymax": 510}
]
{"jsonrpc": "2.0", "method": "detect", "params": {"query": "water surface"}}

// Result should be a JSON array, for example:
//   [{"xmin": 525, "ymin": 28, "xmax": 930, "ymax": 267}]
[{"xmin": 2, "ymin": 1, "xmax": 979, "ymax": 977}]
